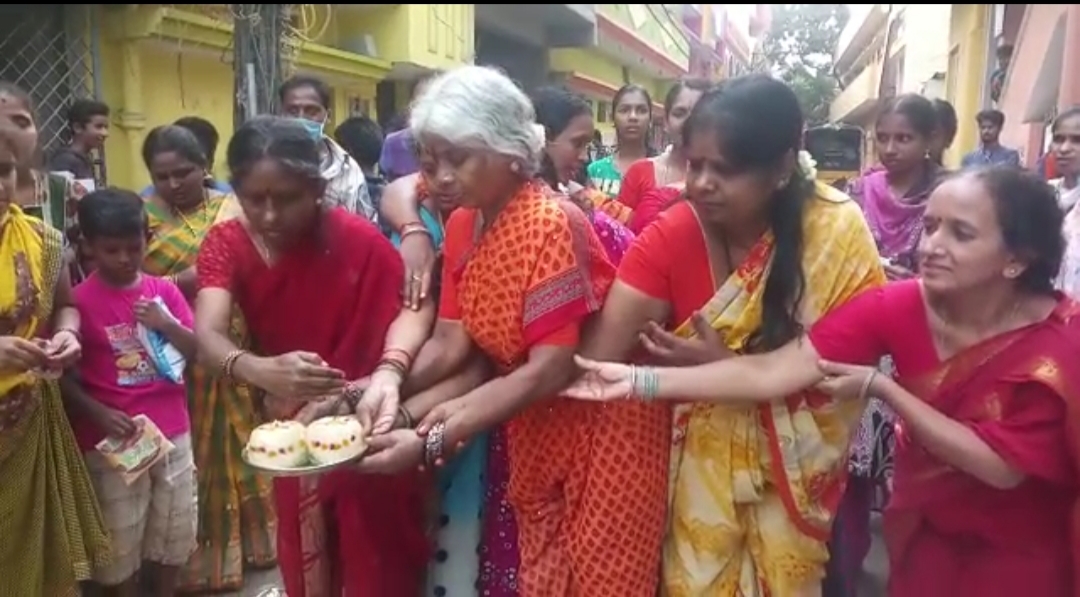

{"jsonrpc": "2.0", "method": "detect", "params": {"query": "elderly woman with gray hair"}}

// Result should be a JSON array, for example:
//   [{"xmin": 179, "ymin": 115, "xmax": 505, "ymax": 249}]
[{"xmin": 364, "ymin": 66, "xmax": 668, "ymax": 595}]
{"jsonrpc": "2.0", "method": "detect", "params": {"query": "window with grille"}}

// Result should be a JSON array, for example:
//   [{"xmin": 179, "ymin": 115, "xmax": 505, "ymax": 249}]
[{"xmin": 0, "ymin": 5, "xmax": 102, "ymax": 181}]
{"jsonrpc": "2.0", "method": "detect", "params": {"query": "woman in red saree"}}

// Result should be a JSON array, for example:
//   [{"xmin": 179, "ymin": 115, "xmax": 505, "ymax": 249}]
[
  {"xmin": 193, "ymin": 116, "xmax": 433, "ymax": 597},
  {"xmin": 567, "ymin": 166, "xmax": 1080, "ymax": 597}
]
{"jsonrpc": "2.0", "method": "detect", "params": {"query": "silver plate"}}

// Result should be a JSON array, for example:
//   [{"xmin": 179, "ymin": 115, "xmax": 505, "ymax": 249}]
[{"xmin": 242, "ymin": 446, "xmax": 367, "ymax": 477}]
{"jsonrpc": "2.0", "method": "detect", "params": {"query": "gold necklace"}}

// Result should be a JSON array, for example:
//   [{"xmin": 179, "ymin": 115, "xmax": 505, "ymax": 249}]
[
  {"xmin": 929, "ymin": 298, "xmax": 1021, "ymax": 355},
  {"xmin": 172, "ymin": 194, "xmax": 210, "ymax": 235}
]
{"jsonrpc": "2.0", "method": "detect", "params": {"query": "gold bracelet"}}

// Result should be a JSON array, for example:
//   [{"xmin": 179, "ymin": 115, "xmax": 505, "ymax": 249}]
[
  {"xmin": 221, "ymin": 349, "xmax": 249, "ymax": 381},
  {"xmin": 397, "ymin": 404, "xmax": 414, "ymax": 429}
]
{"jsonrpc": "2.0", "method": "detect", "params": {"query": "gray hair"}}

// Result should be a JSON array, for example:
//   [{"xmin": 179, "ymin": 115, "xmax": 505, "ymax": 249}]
[{"xmin": 409, "ymin": 66, "xmax": 544, "ymax": 176}]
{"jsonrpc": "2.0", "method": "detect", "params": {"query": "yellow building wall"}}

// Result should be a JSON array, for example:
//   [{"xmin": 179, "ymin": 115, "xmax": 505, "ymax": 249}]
[
  {"xmin": 95, "ymin": 5, "xmax": 399, "ymax": 190},
  {"xmin": 350, "ymin": 4, "xmax": 475, "ymax": 74},
  {"xmin": 945, "ymin": 4, "xmax": 991, "ymax": 168},
  {"xmin": 548, "ymin": 47, "xmax": 670, "ymax": 140}
]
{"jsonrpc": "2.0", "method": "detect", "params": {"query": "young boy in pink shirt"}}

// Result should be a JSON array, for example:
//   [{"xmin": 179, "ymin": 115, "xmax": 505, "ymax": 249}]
[{"xmin": 66, "ymin": 188, "xmax": 197, "ymax": 597}]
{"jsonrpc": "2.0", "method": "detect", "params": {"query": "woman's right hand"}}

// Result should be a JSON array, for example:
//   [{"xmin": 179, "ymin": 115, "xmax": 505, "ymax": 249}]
[
  {"xmin": 562, "ymin": 355, "xmax": 633, "ymax": 401},
  {"xmin": 249, "ymin": 351, "xmax": 346, "ymax": 400},
  {"xmin": 0, "ymin": 336, "xmax": 49, "ymax": 374},
  {"xmin": 399, "ymin": 233, "xmax": 436, "ymax": 310}
]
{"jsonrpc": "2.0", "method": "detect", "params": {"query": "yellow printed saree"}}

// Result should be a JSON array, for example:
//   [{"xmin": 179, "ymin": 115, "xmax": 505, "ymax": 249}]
[
  {"xmin": 143, "ymin": 191, "xmax": 276, "ymax": 592},
  {"xmin": 662, "ymin": 184, "xmax": 885, "ymax": 596},
  {"xmin": 0, "ymin": 205, "xmax": 110, "ymax": 596}
]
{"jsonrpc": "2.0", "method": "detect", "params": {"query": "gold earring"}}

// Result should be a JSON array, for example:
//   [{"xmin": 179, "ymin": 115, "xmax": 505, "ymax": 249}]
[{"xmin": 1005, "ymin": 266, "xmax": 1019, "ymax": 277}]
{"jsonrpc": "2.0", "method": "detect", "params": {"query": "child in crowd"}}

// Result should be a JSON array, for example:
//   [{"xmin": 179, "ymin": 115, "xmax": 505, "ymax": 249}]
[{"xmin": 65, "ymin": 188, "xmax": 198, "ymax": 597}]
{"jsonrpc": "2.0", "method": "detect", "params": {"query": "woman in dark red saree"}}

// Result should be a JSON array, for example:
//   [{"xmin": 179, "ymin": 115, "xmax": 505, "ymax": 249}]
[
  {"xmin": 194, "ymin": 116, "xmax": 433, "ymax": 597},
  {"xmin": 565, "ymin": 166, "xmax": 1080, "ymax": 597}
]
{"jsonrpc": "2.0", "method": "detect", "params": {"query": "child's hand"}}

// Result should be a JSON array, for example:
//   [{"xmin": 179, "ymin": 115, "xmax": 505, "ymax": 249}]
[
  {"xmin": 93, "ymin": 405, "xmax": 137, "ymax": 439},
  {"xmin": 133, "ymin": 299, "xmax": 171, "ymax": 331}
]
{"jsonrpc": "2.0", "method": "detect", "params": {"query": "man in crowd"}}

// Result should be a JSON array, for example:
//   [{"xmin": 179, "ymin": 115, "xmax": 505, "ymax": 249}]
[
  {"xmin": 961, "ymin": 109, "xmax": 1021, "ymax": 169},
  {"xmin": 279, "ymin": 75, "xmax": 374, "ymax": 221}
]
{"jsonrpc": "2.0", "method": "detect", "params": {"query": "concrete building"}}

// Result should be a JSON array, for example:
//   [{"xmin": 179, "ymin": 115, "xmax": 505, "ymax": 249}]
[
  {"xmin": 548, "ymin": 4, "xmax": 690, "ymax": 145},
  {"xmin": 831, "ymin": 6, "xmax": 951, "ymax": 128},
  {"xmin": 0, "ymin": 4, "xmax": 689, "ymax": 189},
  {"xmin": 990, "ymin": 4, "xmax": 1080, "ymax": 166},
  {"xmin": 830, "ymin": 4, "xmax": 951, "ymax": 164}
]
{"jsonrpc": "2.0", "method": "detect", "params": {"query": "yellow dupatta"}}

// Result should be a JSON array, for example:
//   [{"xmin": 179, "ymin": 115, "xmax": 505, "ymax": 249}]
[
  {"xmin": 0, "ymin": 205, "xmax": 62, "ymax": 397},
  {"xmin": 662, "ymin": 183, "xmax": 886, "ymax": 596}
]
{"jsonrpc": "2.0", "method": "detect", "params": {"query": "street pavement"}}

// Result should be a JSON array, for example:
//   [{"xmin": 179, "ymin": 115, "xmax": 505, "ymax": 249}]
[
  {"xmin": 231, "ymin": 514, "xmax": 890, "ymax": 596},
  {"xmin": 236, "ymin": 568, "xmax": 283, "ymax": 597}
]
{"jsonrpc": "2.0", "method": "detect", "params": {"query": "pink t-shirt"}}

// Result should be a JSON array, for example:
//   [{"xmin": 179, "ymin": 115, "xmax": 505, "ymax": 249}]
[{"xmin": 72, "ymin": 272, "xmax": 193, "ymax": 451}]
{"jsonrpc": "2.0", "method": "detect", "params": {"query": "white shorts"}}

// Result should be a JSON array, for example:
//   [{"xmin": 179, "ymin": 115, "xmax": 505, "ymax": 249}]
[{"xmin": 85, "ymin": 432, "xmax": 198, "ymax": 585}]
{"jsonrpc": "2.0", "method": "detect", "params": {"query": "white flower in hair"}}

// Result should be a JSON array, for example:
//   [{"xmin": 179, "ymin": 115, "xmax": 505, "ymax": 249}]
[
  {"xmin": 531, "ymin": 123, "xmax": 546, "ymax": 144},
  {"xmin": 797, "ymin": 150, "xmax": 818, "ymax": 182}
]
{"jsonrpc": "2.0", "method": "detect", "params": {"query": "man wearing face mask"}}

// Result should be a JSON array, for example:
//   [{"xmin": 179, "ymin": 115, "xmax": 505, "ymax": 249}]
[{"xmin": 278, "ymin": 75, "xmax": 375, "ymax": 221}]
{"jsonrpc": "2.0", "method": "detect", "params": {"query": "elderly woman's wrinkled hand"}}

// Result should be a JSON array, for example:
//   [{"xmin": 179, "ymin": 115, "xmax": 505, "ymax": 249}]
[
  {"xmin": 355, "ymin": 428, "xmax": 425, "ymax": 475},
  {"xmin": 400, "ymin": 233, "xmax": 436, "ymax": 310}
]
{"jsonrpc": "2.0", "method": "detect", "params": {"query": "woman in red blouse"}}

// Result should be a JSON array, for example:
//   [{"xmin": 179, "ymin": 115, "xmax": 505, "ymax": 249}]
[
  {"xmin": 615, "ymin": 78, "xmax": 711, "ymax": 214},
  {"xmin": 568, "ymin": 166, "xmax": 1080, "ymax": 597},
  {"xmin": 193, "ymin": 116, "xmax": 434, "ymax": 597}
]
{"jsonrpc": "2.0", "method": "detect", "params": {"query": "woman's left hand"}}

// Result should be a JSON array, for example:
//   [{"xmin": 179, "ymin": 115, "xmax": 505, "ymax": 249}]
[
  {"xmin": 415, "ymin": 398, "xmax": 471, "ymax": 464},
  {"xmin": 355, "ymin": 369, "xmax": 402, "ymax": 435},
  {"xmin": 355, "ymin": 429, "xmax": 425, "ymax": 475},
  {"xmin": 639, "ymin": 314, "xmax": 731, "ymax": 366},
  {"xmin": 47, "ymin": 329, "xmax": 81, "ymax": 367},
  {"xmin": 815, "ymin": 360, "xmax": 883, "ymax": 400}
]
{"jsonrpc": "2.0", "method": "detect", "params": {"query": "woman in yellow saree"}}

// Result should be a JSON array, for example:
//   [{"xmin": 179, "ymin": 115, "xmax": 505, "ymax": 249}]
[
  {"xmin": 579, "ymin": 76, "xmax": 884, "ymax": 596},
  {"xmin": 0, "ymin": 129, "xmax": 110, "ymax": 595},
  {"xmin": 141, "ymin": 125, "xmax": 274, "ymax": 593}
]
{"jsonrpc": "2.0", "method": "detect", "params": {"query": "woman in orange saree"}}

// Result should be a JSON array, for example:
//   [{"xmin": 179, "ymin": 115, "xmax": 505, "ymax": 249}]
[
  {"xmin": 567, "ymin": 166, "xmax": 1080, "ymax": 597},
  {"xmin": 391, "ymin": 66, "xmax": 668, "ymax": 596},
  {"xmin": 578, "ymin": 75, "xmax": 884, "ymax": 597}
]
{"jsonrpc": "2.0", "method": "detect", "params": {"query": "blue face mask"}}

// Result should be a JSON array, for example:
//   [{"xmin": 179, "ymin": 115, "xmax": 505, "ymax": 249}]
[{"xmin": 295, "ymin": 117, "xmax": 325, "ymax": 141}]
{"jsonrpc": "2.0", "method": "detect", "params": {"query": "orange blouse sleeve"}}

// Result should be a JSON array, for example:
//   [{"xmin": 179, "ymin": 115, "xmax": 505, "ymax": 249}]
[
  {"xmin": 437, "ymin": 209, "xmax": 473, "ymax": 320},
  {"xmin": 522, "ymin": 203, "xmax": 615, "ymax": 347},
  {"xmin": 615, "ymin": 159, "xmax": 655, "ymax": 210}
]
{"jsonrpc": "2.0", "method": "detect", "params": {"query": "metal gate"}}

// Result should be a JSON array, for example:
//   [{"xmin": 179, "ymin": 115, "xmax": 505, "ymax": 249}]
[{"xmin": 0, "ymin": 4, "xmax": 104, "ymax": 181}]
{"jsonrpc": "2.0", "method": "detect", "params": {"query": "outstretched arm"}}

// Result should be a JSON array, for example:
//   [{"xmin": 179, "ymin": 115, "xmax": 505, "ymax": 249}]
[{"xmin": 651, "ymin": 336, "xmax": 824, "ymax": 402}]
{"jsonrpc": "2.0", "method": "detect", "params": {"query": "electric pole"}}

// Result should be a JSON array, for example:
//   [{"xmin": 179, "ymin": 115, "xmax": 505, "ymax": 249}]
[{"xmin": 232, "ymin": 4, "xmax": 292, "ymax": 130}]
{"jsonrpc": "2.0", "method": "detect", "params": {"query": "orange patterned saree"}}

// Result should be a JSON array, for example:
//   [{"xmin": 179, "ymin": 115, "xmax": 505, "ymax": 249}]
[{"xmin": 441, "ymin": 181, "xmax": 668, "ymax": 596}]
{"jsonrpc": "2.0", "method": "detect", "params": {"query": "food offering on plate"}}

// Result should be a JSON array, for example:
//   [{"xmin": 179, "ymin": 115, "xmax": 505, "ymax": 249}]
[
  {"xmin": 306, "ymin": 416, "xmax": 366, "ymax": 464},
  {"xmin": 245, "ymin": 420, "xmax": 309, "ymax": 469},
  {"xmin": 244, "ymin": 416, "xmax": 367, "ymax": 475}
]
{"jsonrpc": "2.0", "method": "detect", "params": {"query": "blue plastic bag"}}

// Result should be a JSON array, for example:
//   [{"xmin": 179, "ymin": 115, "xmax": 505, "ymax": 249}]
[{"xmin": 135, "ymin": 296, "xmax": 186, "ymax": 384}]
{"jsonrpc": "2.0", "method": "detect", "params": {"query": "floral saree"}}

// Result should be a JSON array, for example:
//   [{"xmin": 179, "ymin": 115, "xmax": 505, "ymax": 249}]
[
  {"xmin": 144, "ymin": 191, "xmax": 276, "ymax": 592},
  {"xmin": 664, "ymin": 184, "xmax": 885, "ymax": 596},
  {"xmin": 0, "ymin": 205, "xmax": 110, "ymax": 596}
]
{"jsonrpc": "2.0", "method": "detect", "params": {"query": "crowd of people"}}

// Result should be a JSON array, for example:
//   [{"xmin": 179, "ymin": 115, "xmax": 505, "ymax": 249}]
[{"xmin": 0, "ymin": 62, "xmax": 1078, "ymax": 597}]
